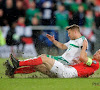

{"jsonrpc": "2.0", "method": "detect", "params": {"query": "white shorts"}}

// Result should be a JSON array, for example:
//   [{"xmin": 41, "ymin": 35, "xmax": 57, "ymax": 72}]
[{"xmin": 50, "ymin": 60, "xmax": 78, "ymax": 78}]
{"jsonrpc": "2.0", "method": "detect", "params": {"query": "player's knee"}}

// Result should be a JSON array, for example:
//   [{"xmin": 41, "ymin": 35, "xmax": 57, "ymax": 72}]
[
  {"xmin": 40, "ymin": 54, "xmax": 47, "ymax": 61},
  {"xmin": 40, "ymin": 54, "xmax": 47, "ymax": 58}
]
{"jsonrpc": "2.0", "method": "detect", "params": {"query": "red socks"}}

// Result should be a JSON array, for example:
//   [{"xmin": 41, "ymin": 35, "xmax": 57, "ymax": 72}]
[
  {"xmin": 14, "ymin": 66, "xmax": 36, "ymax": 74},
  {"xmin": 14, "ymin": 57, "xmax": 43, "ymax": 74},
  {"xmin": 19, "ymin": 57, "xmax": 43, "ymax": 66}
]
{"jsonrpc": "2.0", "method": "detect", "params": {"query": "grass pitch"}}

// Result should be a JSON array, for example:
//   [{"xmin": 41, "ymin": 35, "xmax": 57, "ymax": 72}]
[{"xmin": 0, "ymin": 58, "xmax": 100, "ymax": 90}]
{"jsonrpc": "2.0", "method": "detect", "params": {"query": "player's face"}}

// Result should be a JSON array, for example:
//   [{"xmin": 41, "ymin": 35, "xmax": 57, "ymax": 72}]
[
  {"xmin": 68, "ymin": 29, "xmax": 75, "ymax": 40},
  {"xmin": 93, "ymin": 50, "xmax": 100, "ymax": 61}
]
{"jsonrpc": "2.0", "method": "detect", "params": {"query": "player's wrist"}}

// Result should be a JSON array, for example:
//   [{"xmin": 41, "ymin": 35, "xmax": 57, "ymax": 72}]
[{"xmin": 52, "ymin": 39, "xmax": 55, "ymax": 43}]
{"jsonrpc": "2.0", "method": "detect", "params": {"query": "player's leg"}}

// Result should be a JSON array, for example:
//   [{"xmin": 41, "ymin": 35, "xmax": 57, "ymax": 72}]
[
  {"xmin": 34, "ymin": 64, "xmax": 57, "ymax": 78},
  {"xmin": 14, "ymin": 66, "xmax": 36, "ymax": 74},
  {"xmin": 4, "ymin": 60, "xmax": 54, "ymax": 78},
  {"xmin": 9, "ymin": 54, "xmax": 58, "ymax": 77},
  {"xmin": 10, "ymin": 54, "xmax": 55, "ymax": 71},
  {"xmin": 14, "ymin": 64, "xmax": 56, "ymax": 78},
  {"xmin": 4, "ymin": 60, "xmax": 36, "ymax": 78},
  {"xmin": 10, "ymin": 54, "xmax": 56, "ymax": 77},
  {"xmin": 5, "ymin": 63, "xmax": 56, "ymax": 78}
]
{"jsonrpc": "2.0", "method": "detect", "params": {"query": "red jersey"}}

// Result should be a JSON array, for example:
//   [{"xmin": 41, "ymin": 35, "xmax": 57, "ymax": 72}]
[{"xmin": 72, "ymin": 59, "xmax": 99, "ymax": 77}]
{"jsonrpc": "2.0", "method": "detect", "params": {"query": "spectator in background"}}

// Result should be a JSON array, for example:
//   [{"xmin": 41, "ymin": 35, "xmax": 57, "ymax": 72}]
[
  {"xmin": 23, "ymin": 0, "xmax": 31, "ymax": 9},
  {"xmin": 63, "ymin": 0, "xmax": 77, "ymax": 11},
  {"xmin": 6, "ymin": 22, "xmax": 20, "ymax": 54},
  {"xmin": 25, "ymin": 1, "xmax": 41, "ymax": 26},
  {"xmin": 34, "ymin": 0, "xmax": 44, "ymax": 8},
  {"xmin": 16, "ymin": 16, "xmax": 25, "ymax": 53},
  {"xmin": 94, "ymin": 0, "xmax": 100, "ymax": 29},
  {"xmin": 73, "ymin": 4, "xmax": 85, "ymax": 27},
  {"xmin": 31, "ymin": 17, "xmax": 42, "ymax": 54},
  {"xmin": 94, "ymin": 0, "xmax": 100, "ymax": 7},
  {"xmin": 67, "ymin": 0, "xmax": 87, "ymax": 11},
  {"xmin": 81, "ymin": 10, "xmax": 96, "ymax": 55},
  {"xmin": 16, "ymin": 0, "xmax": 25, "ymax": 18},
  {"xmin": 0, "ymin": 0, "xmax": 3, "ymax": 8},
  {"xmin": 17, "ymin": 17, "xmax": 25, "ymax": 27},
  {"xmin": 0, "ymin": 9, "xmax": 5, "ymax": 26},
  {"xmin": 84, "ymin": 10, "xmax": 95, "ymax": 30},
  {"xmin": 16, "ymin": 0, "xmax": 31, "ymax": 10},
  {"xmin": 86, "ymin": 0, "xmax": 95, "ymax": 9},
  {"xmin": 54, "ymin": 4, "xmax": 69, "ymax": 44},
  {"xmin": 55, "ymin": 4, "xmax": 69, "ymax": 29},
  {"xmin": 41, "ymin": 0, "xmax": 55, "ymax": 25},
  {"xmin": 6, "ymin": 22, "xmax": 19, "ymax": 46},
  {"xmin": 75, "ymin": 0, "xmax": 88, "ymax": 10},
  {"xmin": 3, "ymin": 0, "xmax": 17, "ymax": 26},
  {"xmin": 0, "ymin": 27, "xmax": 6, "ymax": 46}
]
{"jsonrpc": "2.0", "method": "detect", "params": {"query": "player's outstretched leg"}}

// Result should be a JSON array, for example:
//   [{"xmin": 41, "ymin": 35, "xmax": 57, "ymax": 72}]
[
  {"xmin": 10, "ymin": 54, "xmax": 43, "ymax": 69},
  {"xmin": 14, "ymin": 66, "xmax": 36, "ymax": 74},
  {"xmin": 3, "ymin": 60, "xmax": 15, "ymax": 78},
  {"xmin": 10, "ymin": 54, "xmax": 55, "ymax": 71}
]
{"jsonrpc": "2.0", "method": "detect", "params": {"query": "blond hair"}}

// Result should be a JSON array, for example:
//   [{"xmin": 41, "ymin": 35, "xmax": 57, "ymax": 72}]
[{"xmin": 66, "ymin": 24, "xmax": 80, "ymax": 32}]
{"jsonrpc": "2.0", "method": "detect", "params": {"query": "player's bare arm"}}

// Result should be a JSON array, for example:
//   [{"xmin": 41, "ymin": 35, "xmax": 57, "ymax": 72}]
[
  {"xmin": 46, "ymin": 34, "xmax": 67, "ymax": 50},
  {"xmin": 79, "ymin": 40, "xmax": 88, "ymax": 63}
]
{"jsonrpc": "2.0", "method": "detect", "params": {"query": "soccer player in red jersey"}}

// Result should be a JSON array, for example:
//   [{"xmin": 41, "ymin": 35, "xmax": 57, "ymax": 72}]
[{"xmin": 72, "ymin": 40, "xmax": 99, "ymax": 77}]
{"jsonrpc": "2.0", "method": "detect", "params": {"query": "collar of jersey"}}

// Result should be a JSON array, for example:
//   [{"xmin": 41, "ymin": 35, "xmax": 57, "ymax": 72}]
[{"xmin": 71, "ymin": 36, "xmax": 85, "ymax": 41}]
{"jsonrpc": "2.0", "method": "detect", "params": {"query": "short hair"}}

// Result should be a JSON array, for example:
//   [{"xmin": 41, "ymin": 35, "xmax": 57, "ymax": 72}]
[{"xmin": 66, "ymin": 24, "xmax": 80, "ymax": 32}]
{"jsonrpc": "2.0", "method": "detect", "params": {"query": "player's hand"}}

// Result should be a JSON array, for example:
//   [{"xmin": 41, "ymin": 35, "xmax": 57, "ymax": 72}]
[
  {"xmin": 46, "ymin": 34, "xmax": 55, "ymax": 42},
  {"xmin": 73, "ymin": 57, "xmax": 81, "ymax": 64},
  {"xmin": 83, "ymin": 40, "xmax": 88, "ymax": 49},
  {"xmin": 73, "ymin": 59, "xmax": 81, "ymax": 64}
]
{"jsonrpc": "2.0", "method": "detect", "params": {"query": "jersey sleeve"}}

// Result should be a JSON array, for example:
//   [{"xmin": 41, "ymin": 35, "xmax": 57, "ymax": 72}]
[
  {"xmin": 79, "ymin": 36, "xmax": 88, "ymax": 49},
  {"xmin": 64, "ymin": 41, "xmax": 70, "ymax": 47}
]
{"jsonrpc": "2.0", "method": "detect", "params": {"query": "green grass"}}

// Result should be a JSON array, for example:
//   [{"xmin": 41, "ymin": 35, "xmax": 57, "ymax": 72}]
[{"xmin": 0, "ymin": 58, "xmax": 100, "ymax": 90}]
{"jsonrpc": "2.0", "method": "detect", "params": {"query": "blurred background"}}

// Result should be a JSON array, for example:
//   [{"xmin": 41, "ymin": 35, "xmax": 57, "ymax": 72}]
[{"xmin": 0, "ymin": 0, "xmax": 100, "ymax": 58}]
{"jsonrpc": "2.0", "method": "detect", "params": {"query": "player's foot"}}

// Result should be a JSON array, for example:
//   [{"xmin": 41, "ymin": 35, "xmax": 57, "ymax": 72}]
[
  {"xmin": 10, "ymin": 54, "xmax": 19, "ymax": 69},
  {"xmin": 4, "ymin": 60, "xmax": 15, "ymax": 78}
]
